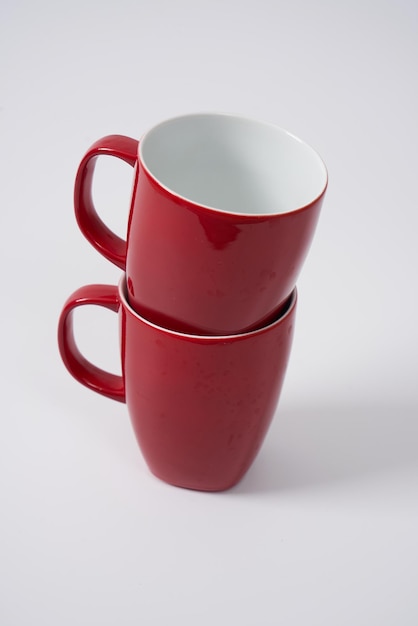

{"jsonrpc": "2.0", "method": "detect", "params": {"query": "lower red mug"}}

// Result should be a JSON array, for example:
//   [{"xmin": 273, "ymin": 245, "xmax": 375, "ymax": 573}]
[{"xmin": 57, "ymin": 276, "xmax": 297, "ymax": 491}]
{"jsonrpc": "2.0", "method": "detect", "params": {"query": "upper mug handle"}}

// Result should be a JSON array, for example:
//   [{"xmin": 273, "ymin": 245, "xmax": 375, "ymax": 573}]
[{"xmin": 74, "ymin": 135, "xmax": 138, "ymax": 269}]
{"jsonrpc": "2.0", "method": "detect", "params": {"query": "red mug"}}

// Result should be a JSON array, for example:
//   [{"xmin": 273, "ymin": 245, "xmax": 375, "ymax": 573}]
[
  {"xmin": 75, "ymin": 113, "xmax": 326, "ymax": 335},
  {"xmin": 57, "ymin": 276, "xmax": 297, "ymax": 491}
]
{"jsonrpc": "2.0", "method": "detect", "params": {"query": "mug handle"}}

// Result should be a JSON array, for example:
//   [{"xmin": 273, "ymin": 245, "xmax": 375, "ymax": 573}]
[
  {"xmin": 57, "ymin": 284, "xmax": 126, "ymax": 403},
  {"xmin": 74, "ymin": 135, "xmax": 139, "ymax": 270}
]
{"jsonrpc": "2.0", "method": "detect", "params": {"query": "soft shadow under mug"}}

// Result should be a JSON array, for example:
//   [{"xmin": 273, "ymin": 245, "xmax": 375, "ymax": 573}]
[
  {"xmin": 57, "ymin": 277, "xmax": 297, "ymax": 491},
  {"xmin": 74, "ymin": 113, "xmax": 326, "ymax": 335}
]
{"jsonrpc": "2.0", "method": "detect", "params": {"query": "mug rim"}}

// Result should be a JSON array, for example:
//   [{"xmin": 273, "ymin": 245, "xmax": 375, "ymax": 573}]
[
  {"xmin": 138, "ymin": 112, "xmax": 328, "ymax": 218},
  {"xmin": 119, "ymin": 275, "xmax": 297, "ymax": 341}
]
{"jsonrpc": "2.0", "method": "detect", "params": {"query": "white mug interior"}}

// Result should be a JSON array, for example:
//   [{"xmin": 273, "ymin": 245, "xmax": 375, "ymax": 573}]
[{"xmin": 139, "ymin": 113, "xmax": 327, "ymax": 216}]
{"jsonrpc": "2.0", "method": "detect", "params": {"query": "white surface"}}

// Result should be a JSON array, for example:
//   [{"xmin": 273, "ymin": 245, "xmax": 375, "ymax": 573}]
[{"xmin": 1, "ymin": 1, "xmax": 417, "ymax": 624}]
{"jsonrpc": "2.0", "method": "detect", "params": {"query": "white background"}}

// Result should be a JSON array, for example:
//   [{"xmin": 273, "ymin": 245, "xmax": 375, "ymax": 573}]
[{"xmin": 1, "ymin": 0, "xmax": 417, "ymax": 624}]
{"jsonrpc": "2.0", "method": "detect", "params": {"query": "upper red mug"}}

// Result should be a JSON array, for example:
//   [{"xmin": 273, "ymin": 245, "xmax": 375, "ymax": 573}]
[{"xmin": 74, "ymin": 113, "xmax": 327, "ymax": 335}]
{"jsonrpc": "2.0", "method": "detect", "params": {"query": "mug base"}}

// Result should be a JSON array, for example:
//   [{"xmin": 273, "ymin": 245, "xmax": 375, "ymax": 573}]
[{"xmin": 148, "ymin": 466, "xmax": 249, "ymax": 492}]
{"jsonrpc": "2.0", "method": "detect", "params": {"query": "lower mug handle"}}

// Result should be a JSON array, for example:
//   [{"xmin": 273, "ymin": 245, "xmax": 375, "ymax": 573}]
[{"xmin": 57, "ymin": 284, "xmax": 126, "ymax": 403}]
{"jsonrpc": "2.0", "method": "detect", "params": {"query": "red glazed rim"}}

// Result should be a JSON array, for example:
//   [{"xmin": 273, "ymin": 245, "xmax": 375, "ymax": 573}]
[{"xmin": 119, "ymin": 275, "xmax": 297, "ymax": 341}]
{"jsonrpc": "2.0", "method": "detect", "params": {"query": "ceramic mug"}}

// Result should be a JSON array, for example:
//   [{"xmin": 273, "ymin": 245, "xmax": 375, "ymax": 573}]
[
  {"xmin": 74, "ymin": 113, "xmax": 325, "ymax": 335},
  {"xmin": 57, "ymin": 276, "xmax": 297, "ymax": 491}
]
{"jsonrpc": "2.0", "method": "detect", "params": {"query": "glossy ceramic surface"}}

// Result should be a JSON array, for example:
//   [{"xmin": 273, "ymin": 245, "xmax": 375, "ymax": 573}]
[
  {"xmin": 74, "ymin": 113, "xmax": 326, "ymax": 335},
  {"xmin": 57, "ymin": 277, "xmax": 297, "ymax": 491}
]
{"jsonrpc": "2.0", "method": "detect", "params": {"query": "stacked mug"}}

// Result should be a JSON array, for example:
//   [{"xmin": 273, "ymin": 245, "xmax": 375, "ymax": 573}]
[{"xmin": 58, "ymin": 113, "xmax": 328, "ymax": 491}]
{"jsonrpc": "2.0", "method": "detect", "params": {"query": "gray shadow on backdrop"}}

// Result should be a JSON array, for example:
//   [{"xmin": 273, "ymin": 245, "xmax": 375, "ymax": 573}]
[{"xmin": 232, "ymin": 403, "xmax": 418, "ymax": 495}]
